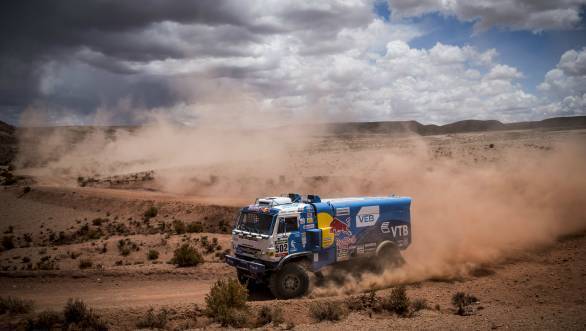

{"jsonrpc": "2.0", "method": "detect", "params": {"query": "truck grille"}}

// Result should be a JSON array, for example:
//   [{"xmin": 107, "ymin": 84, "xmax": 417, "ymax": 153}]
[{"xmin": 237, "ymin": 245, "xmax": 260, "ymax": 257}]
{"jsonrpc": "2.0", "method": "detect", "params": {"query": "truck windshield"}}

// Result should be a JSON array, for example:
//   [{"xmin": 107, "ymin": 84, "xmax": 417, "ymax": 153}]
[{"xmin": 236, "ymin": 212, "xmax": 274, "ymax": 235}]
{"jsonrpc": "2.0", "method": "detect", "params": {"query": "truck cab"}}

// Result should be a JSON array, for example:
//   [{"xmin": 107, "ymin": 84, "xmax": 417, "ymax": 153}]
[{"xmin": 226, "ymin": 193, "xmax": 412, "ymax": 299}]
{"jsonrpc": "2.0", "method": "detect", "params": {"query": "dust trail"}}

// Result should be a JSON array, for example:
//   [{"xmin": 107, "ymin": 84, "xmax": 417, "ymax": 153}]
[
  {"xmin": 312, "ymin": 140, "xmax": 586, "ymax": 296},
  {"xmin": 14, "ymin": 108, "xmax": 586, "ymax": 293}
]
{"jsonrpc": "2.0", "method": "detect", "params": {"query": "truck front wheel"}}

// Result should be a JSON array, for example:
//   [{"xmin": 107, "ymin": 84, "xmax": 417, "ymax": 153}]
[{"xmin": 269, "ymin": 263, "xmax": 309, "ymax": 299}]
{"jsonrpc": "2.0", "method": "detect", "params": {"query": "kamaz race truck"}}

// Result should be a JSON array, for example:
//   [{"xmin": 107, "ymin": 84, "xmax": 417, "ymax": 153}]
[{"xmin": 225, "ymin": 193, "xmax": 411, "ymax": 299}]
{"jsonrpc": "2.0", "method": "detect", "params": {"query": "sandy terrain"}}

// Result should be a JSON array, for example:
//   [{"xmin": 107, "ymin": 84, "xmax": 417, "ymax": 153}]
[{"xmin": 1, "ymin": 125, "xmax": 585, "ymax": 330}]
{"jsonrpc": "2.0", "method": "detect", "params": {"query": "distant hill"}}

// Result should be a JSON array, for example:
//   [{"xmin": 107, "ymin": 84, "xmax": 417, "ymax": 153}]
[
  {"xmin": 0, "ymin": 120, "xmax": 16, "ymax": 165},
  {"xmin": 326, "ymin": 116, "xmax": 586, "ymax": 136}
]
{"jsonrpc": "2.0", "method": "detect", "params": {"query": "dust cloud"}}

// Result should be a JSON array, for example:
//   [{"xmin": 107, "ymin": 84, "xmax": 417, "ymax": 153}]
[
  {"xmin": 14, "ymin": 108, "xmax": 586, "ymax": 293},
  {"xmin": 313, "ymin": 140, "xmax": 586, "ymax": 295}
]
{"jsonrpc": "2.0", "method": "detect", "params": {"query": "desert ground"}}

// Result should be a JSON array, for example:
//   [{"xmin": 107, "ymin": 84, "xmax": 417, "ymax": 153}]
[{"xmin": 1, "ymin": 120, "xmax": 586, "ymax": 330}]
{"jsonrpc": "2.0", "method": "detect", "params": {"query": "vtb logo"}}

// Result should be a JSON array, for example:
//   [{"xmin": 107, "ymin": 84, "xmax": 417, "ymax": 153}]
[{"xmin": 381, "ymin": 222, "xmax": 409, "ymax": 237}]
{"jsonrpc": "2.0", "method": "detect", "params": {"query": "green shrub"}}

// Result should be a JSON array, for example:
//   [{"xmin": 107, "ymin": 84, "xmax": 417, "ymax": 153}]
[
  {"xmin": 79, "ymin": 259, "xmax": 93, "ymax": 269},
  {"xmin": 257, "ymin": 306, "xmax": 284, "ymax": 326},
  {"xmin": 147, "ymin": 249, "xmax": 159, "ymax": 260},
  {"xmin": 309, "ymin": 301, "xmax": 347, "ymax": 321},
  {"xmin": 171, "ymin": 244, "xmax": 203, "ymax": 267},
  {"xmin": 205, "ymin": 278, "xmax": 249, "ymax": 327},
  {"xmin": 136, "ymin": 308, "xmax": 168, "ymax": 329},
  {"xmin": 0, "ymin": 296, "xmax": 34, "ymax": 314},
  {"xmin": 144, "ymin": 206, "xmax": 158, "ymax": 220},
  {"xmin": 452, "ymin": 292, "xmax": 478, "ymax": 316},
  {"xmin": 63, "ymin": 298, "xmax": 107, "ymax": 330},
  {"xmin": 382, "ymin": 286, "xmax": 410, "ymax": 317}
]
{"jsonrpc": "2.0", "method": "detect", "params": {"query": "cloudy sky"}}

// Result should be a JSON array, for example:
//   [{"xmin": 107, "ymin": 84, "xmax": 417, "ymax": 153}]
[{"xmin": 1, "ymin": 0, "xmax": 585, "ymax": 126}]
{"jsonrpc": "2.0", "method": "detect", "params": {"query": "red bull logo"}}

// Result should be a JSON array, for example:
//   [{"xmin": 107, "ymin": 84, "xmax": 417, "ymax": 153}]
[{"xmin": 330, "ymin": 217, "xmax": 352, "ymax": 235}]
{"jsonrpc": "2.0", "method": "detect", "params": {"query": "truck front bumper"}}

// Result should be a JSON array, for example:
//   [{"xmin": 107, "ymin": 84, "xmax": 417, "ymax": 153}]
[{"xmin": 225, "ymin": 255, "xmax": 267, "ymax": 276}]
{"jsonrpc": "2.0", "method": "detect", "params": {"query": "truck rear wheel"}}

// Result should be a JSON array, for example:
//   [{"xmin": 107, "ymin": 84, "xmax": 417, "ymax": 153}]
[
  {"xmin": 376, "ymin": 244, "xmax": 405, "ymax": 270},
  {"xmin": 269, "ymin": 263, "xmax": 309, "ymax": 299}
]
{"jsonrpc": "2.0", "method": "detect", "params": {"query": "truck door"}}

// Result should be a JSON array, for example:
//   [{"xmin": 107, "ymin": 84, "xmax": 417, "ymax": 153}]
[{"xmin": 276, "ymin": 216, "xmax": 302, "ymax": 257}]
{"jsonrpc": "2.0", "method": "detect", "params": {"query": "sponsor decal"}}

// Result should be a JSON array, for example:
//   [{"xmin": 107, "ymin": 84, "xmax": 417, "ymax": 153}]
[
  {"xmin": 304, "ymin": 223, "xmax": 315, "ymax": 230},
  {"xmin": 364, "ymin": 242, "xmax": 377, "ymax": 253},
  {"xmin": 336, "ymin": 236, "xmax": 356, "ymax": 261},
  {"xmin": 329, "ymin": 217, "xmax": 352, "ymax": 235},
  {"xmin": 356, "ymin": 205, "xmax": 380, "ymax": 228},
  {"xmin": 381, "ymin": 223, "xmax": 409, "ymax": 237},
  {"xmin": 336, "ymin": 207, "xmax": 350, "ymax": 216},
  {"xmin": 289, "ymin": 240, "xmax": 297, "ymax": 253},
  {"xmin": 307, "ymin": 217, "xmax": 313, "ymax": 223}
]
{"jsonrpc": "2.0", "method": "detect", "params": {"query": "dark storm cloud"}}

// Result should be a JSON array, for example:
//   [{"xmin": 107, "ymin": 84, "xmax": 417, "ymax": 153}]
[{"xmin": 0, "ymin": 0, "xmax": 260, "ymax": 124}]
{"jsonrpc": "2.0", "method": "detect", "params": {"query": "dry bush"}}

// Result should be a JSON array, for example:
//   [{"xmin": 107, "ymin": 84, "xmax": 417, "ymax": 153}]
[
  {"xmin": 79, "ymin": 259, "xmax": 93, "ymax": 269},
  {"xmin": 147, "ymin": 249, "xmax": 159, "ymax": 260},
  {"xmin": 173, "ymin": 220, "xmax": 186, "ymax": 234},
  {"xmin": 63, "ymin": 298, "xmax": 107, "ymax": 330},
  {"xmin": 171, "ymin": 244, "xmax": 203, "ymax": 267},
  {"xmin": 411, "ymin": 298, "xmax": 429, "ymax": 312},
  {"xmin": 347, "ymin": 290, "xmax": 383, "ymax": 313},
  {"xmin": 452, "ymin": 292, "xmax": 478, "ymax": 316},
  {"xmin": 309, "ymin": 301, "xmax": 348, "ymax": 322},
  {"xmin": 2, "ymin": 236, "xmax": 15, "ymax": 250},
  {"xmin": 136, "ymin": 308, "xmax": 169, "ymax": 329},
  {"xmin": 144, "ymin": 206, "xmax": 158, "ymax": 221},
  {"xmin": 117, "ymin": 238, "xmax": 139, "ymax": 256},
  {"xmin": 257, "ymin": 306, "xmax": 284, "ymax": 326},
  {"xmin": 205, "ymin": 278, "xmax": 249, "ymax": 327},
  {"xmin": 27, "ymin": 310, "xmax": 63, "ymax": 330},
  {"xmin": 382, "ymin": 286, "xmax": 411, "ymax": 317},
  {"xmin": 0, "ymin": 296, "xmax": 34, "ymax": 315},
  {"xmin": 37, "ymin": 256, "xmax": 56, "ymax": 270},
  {"xmin": 187, "ymin": 222, "xmax": 203, "ymax": 233}
]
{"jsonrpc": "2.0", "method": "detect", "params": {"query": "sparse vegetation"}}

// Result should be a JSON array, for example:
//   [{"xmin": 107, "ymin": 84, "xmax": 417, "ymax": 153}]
[
  {"xmin": 452, "ymin": 292, "xmax": 478, "ymax": 316},
  {"xmin": 136, "ymin": 308, "xmax": 169, "ymax": 329},
  {"xmin": 117, "ymin": 238, "xmax": 139, "ymax": 256},
  {"xmin": 171, "ymin": 244, "xmax": 203, "ymax": 267},
  {"xmin": 147, "ymin": 249, "xmax": 159, "ymax": 260},
  {"xmin": 382, "ymin": 286, "xmax": 411, "ymax": 317},
  {"xmin": 144, "ymin": 206, "xmax": 158, "ymax": 221},
  {"xmin": 187, "ymin": 222, "xmax": 204, "ymax": 233},
  {"xmin": 411, "ymin": 298, "xmax": 429, "ymax": 312},
  {"xmin": 257, "ymin": 306, "xmax": 284, "ymax": 326},
  {"xmin": 79, "ymin": 259, "xmax": 93, "ymax": 269},
  {"xmin": 2, "ymin": 236, "xmax": 15, "ymax": 250},
  {"xmin": 205, "ymin": 278, "xmax": 249, "ymax": 327},
  {"xmin": 0, "ymin": 296, "xmax": 34, "ymax": 315},
  {"xmin": 27, "ymin": 310, "xmax": 63, "ymax": 330},
  {"xmin": 309, "ymin": 301, "xmax": 348, "ymax": 321},
  {"xmin": 173, "ymin": 220, "xmax": 186, "ymax": 234},
  {"xmin": 37, "ymin": 256, "xmax": 57, "ymax": 270},
  {"xmin": 347, "ymin": 289, "xmax": 382, "ymax": 312},
  {"xmin": 63, "ymin": 298, "xmax": 107, "ymax": 330}
]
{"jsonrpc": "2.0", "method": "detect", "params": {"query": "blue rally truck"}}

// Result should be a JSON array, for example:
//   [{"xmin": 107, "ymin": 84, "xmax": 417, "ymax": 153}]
[{"xmin": 225, "ymin": 194, "xmax": 411, "ymax": 299}]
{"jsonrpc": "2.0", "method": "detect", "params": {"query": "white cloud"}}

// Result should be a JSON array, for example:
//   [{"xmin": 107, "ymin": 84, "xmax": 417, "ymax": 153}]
[
  {"xmin": 388, "ymin": 0, "xmax": 586, "ymax": 32},
  {"xmin": 538, "ymin": 48, "xmax": 586, "ymax": 116}
]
